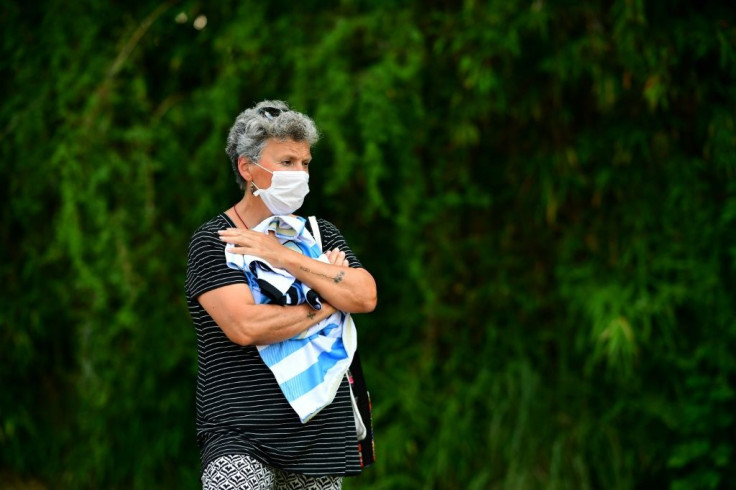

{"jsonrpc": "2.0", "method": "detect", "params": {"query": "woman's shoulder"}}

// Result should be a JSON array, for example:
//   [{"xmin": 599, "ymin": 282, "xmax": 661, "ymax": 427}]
[
  {"xmin": 301, "ymin": 215, "xmax": 342, "ymax": 238},
  {"xmin": 192, "ymin": 213, "xmax": 235, "ymax": 237},
  {"xmin": 312, "ymin": 216, "xmax": 339, "ymax": 232},
  {"xmin": 188, "ymin": 213, "xmax": 234, "ymax": 253}
]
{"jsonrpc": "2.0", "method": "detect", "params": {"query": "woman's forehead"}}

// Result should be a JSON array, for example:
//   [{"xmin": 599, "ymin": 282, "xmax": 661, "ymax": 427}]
[{"xmin": 263, "ymin": 138, "xmax": 311, "ymax": 158}]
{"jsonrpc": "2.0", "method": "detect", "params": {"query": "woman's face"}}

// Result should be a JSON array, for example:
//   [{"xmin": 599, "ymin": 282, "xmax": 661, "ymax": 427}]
[{"xmin": 250, "ymin": 138, "xmax": 311, "ymax": 188}]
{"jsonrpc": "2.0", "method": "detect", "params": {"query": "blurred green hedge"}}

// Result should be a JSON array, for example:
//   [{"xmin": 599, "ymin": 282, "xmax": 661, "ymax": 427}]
[{"xmin": 1, "ymin": 1, "xmax": 735, "ymax": 488}]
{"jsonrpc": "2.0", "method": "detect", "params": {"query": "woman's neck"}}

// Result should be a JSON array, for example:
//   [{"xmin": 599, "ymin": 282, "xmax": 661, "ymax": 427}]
[{"xmin": 230, "ymin": 193, "xmax": 272, "ymax": 229}]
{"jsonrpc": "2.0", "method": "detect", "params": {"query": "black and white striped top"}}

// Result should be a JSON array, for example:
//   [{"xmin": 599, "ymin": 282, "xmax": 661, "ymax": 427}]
[{"xmin": 185, "ymin": 213, "xmax": 364, "ymax": 476}]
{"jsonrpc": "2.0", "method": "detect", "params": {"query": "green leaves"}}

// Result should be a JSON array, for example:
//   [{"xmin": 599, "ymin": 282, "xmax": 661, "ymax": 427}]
[{"xmin": 2, "ymin": 0, "xmax": 736, "ymax": 488}]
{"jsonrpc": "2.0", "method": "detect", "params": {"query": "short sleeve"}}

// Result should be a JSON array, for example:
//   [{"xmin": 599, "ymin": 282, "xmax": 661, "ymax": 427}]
[
  {"xmin": 185, "ymin": 221, "xmax": 248, "ymax": 301},
  {"xmin": 314, "ymin": 218, "xmax": 364, "ymax": 269}
]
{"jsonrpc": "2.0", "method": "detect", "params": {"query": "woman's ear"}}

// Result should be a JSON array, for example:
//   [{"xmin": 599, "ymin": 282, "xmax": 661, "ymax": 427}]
[{"xmin": 238, "ymin": 156, "xmax": 253, "ymax": 182}]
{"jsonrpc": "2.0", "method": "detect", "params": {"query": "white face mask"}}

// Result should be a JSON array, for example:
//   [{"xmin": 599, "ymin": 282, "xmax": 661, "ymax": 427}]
[{"xmin": 252, "ymin": 163, "xmax": 310, "ymax": 215}]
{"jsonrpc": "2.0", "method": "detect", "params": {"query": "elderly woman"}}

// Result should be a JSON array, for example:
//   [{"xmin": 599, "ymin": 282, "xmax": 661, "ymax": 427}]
[{"xmin": 185, "ymin": 100, "xmax": 377, "ymax": 490}]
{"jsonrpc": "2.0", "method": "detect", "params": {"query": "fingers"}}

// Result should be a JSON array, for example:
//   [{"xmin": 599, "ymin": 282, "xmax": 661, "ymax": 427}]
[
  {"xmin": 325, "ymin": 248, "xmax": 350, "ymax": 267},
  {"xmin": 218, "ymin": 228, "xmax": 240, "ymax": 234},
  {"xmin": 218, "ymin": 229, "xmax": 263, "ymax": 253},
  {"xmin": 218, "ymin": 228, "xmax": 246, "ymax": 242},
  {"xmin": 219, "ymin": 228, "xmax": 287, "ymax": 264},
  {"xmin": 226, "ymin": 246, "xmax": 251, "ymax": 255},
  {"xmin": 320, "ymin": 300, "xmax": 338, "ymax": 315},
  {"xmin": 218, "ymin": 228, "xmax": 266, "ymax": 245},
  {"xmin": 325, "ymin": 248, "xmax": 340, "ymax": 264}
]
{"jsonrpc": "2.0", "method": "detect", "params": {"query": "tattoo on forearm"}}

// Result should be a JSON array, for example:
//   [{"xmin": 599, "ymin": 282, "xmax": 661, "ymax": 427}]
[
  {"xmin": 300, "ymin": 266, "xmax": 346, "ymax": 284},
  {"xmin": 307, "ymin": 311, "xmax": 316, "ymax": 320}
]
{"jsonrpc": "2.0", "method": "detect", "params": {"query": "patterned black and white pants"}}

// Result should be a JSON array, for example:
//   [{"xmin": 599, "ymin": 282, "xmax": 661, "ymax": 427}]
[{"xmin": 202, "ymin": 454, "xmax": 343, "ymax": 490}]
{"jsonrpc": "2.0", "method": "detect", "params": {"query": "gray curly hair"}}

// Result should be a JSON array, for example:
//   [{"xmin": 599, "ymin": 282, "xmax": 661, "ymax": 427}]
[{"xmin": 225, "ymin": 100, "xmax": 320, "ymax": 189}]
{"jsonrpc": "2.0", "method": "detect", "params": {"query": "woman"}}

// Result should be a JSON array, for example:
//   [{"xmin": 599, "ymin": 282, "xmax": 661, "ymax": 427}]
[{"xmin": 185, "ymin": 100, "xmax": 377, "ymax": 490}]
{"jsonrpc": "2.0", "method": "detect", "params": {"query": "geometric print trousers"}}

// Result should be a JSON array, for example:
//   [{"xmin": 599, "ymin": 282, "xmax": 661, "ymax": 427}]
[{"xmin": 202, "ymin": 454, "xmax": 343, "ymax": 490}]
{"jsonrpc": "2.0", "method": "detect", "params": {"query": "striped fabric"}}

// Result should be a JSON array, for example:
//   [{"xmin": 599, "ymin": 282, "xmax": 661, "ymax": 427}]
[
  {"xmin": 225, "ymin": 215, "xmax": 358, "ymax": 423},
  {"xmin": 185, "ymin": 213, "xmax": 364, "ymax": 477}
]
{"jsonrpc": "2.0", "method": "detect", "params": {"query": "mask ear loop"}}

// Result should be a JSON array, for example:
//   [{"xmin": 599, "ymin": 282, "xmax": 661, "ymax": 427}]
[{"xmin": 250, "ymin": 161, "xmax": 271, "ymax": 195}]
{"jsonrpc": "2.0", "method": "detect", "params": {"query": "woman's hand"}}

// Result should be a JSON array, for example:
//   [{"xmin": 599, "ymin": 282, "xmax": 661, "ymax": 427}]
[
  {"xmin": 220, "ymin": 228, "xmax": 352, "ymax": 270},
  {"xmin": 220, "ymin": 228, "xmax": 376, "ymax": 313},
  {"xmin": 324, "ymin": 247, "xmax": 350, "ymax": 267},
  {"xmin": 218, "ymin": 228, "xmax": 288, "ymax": 268}
]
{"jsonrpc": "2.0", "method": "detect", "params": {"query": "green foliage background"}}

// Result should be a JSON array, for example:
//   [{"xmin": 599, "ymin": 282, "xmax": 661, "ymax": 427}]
[{"xmin": 2, "ymin": 1, "xmax": 735, "ymax": 488}]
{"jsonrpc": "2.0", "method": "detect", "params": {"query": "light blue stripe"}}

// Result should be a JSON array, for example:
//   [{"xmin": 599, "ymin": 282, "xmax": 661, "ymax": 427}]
[
  {"xmin": 259, "ymin": 323, "xmax": 340, "ymax": 366},
  {"xmin": 282, "ymin": 239, "xmax": 320, "ymax": 258},
  {"xmin": 225, "ymin": 261, "xmax": 267, "ymax": 304},
  {"xmin": 304, "ymin": 243, "xmax": 321, "ymax": 258},
  {"xmin": 244, "ymin": 271, "xmax": 267, "ymax": 304},
  {"xmin": 279, "ymin": 339, "xmax": 349, "ymax": 402}
]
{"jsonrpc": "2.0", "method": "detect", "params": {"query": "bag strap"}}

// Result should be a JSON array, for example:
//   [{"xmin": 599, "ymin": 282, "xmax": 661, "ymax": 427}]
[{"xmin": 308, "ymin": 215, "xmax": 322, "ymax": 251}]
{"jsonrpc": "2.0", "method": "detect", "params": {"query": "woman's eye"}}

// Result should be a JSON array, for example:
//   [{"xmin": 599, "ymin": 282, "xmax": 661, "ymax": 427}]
[{"xmin": 303, "ymin": 161, "xmax": 310, "ymax": 167}]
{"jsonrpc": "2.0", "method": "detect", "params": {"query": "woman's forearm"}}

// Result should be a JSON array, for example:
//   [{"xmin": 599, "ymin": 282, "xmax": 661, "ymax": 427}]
[
  {"xmin": 279, "ymin": 249, "xmax": 377, "ymax": 313},
  {"xmin": 237, "ymin": 302, "xmax": 338, "ymax": 345},
  {"xmin": 198, "ymin": 284, "xmax": 339, "ymax": 346},
  {"xmin": 216, "ymin": 228, "xmax": 377, "ymax": 313}
]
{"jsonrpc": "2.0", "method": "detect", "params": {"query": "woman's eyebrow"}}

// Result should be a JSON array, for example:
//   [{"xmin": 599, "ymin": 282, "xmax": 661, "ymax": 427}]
[{"xmin": 276, "ymin": 152, "xmax": 311, "ymax": 161}]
